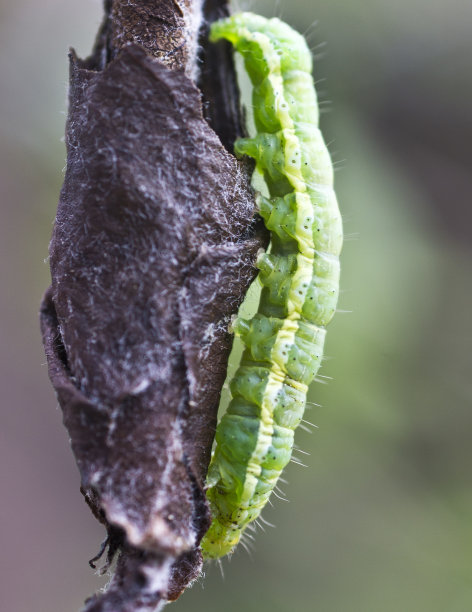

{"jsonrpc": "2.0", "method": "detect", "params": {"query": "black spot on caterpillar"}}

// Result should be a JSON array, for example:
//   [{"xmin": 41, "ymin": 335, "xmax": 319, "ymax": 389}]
[{"xmin": 201, "ymin": 12, "xmax": 343, "ymax": 559}]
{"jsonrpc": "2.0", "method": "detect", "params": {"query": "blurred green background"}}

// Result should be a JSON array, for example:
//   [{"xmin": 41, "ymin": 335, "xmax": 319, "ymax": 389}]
[{"xmin": 1, "ymin": 0, "xmax": 471, "ymax": 611}]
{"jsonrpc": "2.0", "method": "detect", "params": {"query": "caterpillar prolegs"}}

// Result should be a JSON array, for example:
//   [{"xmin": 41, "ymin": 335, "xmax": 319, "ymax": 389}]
[{"xmin": 200, "ymin": 12, "xmax": 343, "ymax": 559}]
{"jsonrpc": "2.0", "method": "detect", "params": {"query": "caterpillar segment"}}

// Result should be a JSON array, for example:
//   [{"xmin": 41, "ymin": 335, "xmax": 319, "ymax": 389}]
[{"xmin": 201, "ymin": 12, "xmax": 342, "ymax": 559}]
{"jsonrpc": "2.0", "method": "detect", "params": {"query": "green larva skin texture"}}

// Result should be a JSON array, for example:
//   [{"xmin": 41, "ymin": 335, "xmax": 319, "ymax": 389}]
[{"xmin": 201, "ymin": 12, "xmax": 343, "ymax": 559}]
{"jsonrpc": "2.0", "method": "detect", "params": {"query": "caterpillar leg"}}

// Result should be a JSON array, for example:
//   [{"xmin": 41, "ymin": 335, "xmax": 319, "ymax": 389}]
[{"xmin": 200, "ymin": 518, "xmax": 241, "ymax": 559}]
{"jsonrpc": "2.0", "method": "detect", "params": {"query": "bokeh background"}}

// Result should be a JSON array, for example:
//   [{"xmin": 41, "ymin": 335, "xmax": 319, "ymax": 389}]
[{"xmin": 1, "ymin": 0, "xmax": 471, "ymax": 610}]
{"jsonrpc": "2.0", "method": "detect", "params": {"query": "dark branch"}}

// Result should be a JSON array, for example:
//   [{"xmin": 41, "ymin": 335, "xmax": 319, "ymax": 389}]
[{"xmin": 40, "ymin": 1, "xmax": 268, "ymax": 609}]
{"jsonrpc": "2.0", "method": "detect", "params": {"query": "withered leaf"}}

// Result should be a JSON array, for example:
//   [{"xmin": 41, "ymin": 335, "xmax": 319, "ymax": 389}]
[{"xmin": 41, "ymin": 40, "xmax": 266, "ymax": 609}]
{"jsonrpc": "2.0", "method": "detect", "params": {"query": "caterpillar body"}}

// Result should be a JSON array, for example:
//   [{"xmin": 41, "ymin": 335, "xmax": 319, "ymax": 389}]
[{"xmin": 201, "ymin": 12, "xmax": 343, "ymax": 559}]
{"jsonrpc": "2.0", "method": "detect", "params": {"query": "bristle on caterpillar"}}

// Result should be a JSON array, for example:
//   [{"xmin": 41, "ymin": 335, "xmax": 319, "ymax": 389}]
[{"xmin": 201, "ymin": 12, "xmax": 343, "ymax": 560}]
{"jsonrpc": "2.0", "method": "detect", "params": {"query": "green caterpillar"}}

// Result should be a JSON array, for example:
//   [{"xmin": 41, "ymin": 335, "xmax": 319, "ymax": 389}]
[{"xmin": 201, "ymin": 12, "xmax": 343, "ymax": 559}]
